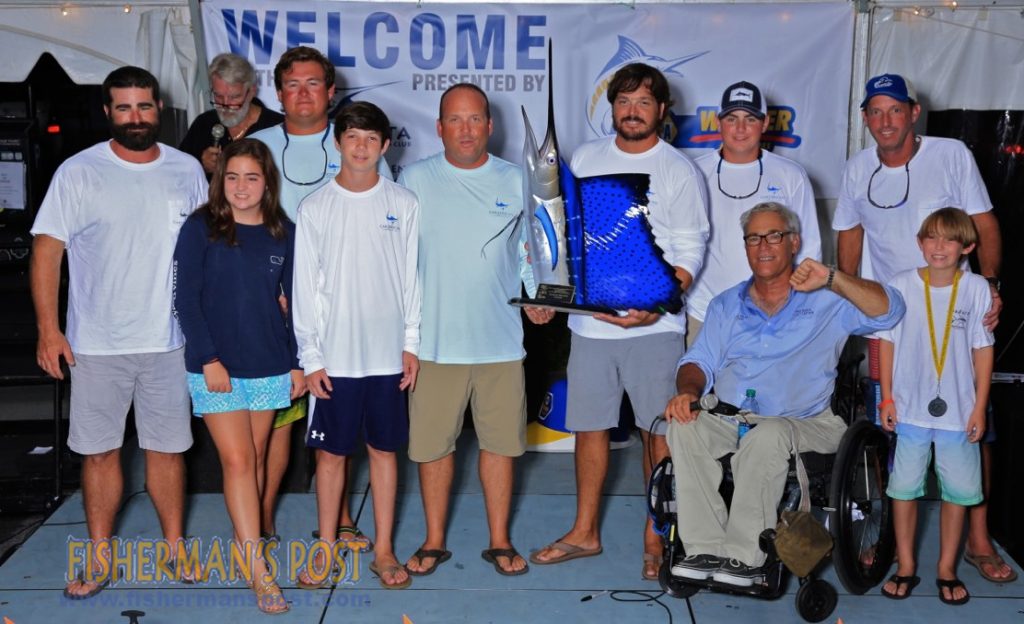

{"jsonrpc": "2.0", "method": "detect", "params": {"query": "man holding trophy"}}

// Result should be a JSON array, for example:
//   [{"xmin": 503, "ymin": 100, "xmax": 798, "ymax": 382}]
[{"xmin": 528, "ymin": 63, "xmax": 709, "ymax": 583}]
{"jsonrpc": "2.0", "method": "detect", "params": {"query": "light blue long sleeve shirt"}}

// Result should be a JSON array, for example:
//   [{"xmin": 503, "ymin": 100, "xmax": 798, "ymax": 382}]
[{"xmin": 681, "ymin": 280, "xmax": 905, "ymax": 418}]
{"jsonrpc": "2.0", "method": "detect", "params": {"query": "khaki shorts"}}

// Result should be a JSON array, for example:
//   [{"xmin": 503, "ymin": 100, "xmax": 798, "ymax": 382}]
[
  {"xmin": 68, "ymin": 348, "xmax": 192, "ymax": 455},
  {"xmin": 408, "ymin": 360, "xmax": 526, "ymax": 462}
]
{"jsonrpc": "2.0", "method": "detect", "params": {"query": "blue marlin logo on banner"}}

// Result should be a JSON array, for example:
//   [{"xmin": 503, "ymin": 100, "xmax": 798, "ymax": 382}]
[{"xmin": 586, "ymin": 36, "xmax": 708, "ymax": 140}]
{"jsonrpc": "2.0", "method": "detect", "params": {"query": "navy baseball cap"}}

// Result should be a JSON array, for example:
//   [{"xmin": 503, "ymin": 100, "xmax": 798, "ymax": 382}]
[
  {"xmin": 719, "ymin": 81, "xmax": 767, "ymax": 119},
  {"xmin": 860, "ymin": 74, "xmax": 918, "ymax": 108}
]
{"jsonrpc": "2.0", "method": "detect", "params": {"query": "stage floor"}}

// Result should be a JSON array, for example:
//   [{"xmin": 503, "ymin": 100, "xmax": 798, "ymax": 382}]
[{"xmin": 1, "ymin": 431, "xmax": 1021, "ymax": 623}]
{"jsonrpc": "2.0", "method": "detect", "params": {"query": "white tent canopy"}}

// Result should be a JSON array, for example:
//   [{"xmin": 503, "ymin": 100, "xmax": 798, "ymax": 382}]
[
  {"xmin": 0, "ymin": 0, "xmax": 1022, "ymax": 187},
  {"xmin": 0, "ymin": 0, "xmax": 201, "ymax": 117}
]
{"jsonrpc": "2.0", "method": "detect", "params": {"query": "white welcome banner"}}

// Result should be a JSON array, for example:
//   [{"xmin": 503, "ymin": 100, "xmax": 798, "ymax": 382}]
[{"xmin": 202, "ymin": 2, "xmax": 853, "ymax": 197}]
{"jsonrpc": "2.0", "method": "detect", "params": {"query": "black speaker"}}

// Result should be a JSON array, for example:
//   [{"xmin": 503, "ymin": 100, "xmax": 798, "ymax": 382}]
[
  {"xmin": 928, "ymin": 110, "xmax": 1024, "ymax": 568},
  {"xmin": 926, "ymin": 110, "xmax": 1024, "ymax": 372}
]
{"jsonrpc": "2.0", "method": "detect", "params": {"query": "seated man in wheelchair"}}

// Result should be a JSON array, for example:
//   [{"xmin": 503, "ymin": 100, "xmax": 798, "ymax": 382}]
[{"xmin": 663, "ymin": 202, "xmax": 905, "ymax": 587}]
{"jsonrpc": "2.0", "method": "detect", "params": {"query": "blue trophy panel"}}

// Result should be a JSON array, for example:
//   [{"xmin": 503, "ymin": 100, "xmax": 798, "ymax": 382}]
[{"xmin": 575, "ymin": 173, "xmax": 683, "ymax": 313}]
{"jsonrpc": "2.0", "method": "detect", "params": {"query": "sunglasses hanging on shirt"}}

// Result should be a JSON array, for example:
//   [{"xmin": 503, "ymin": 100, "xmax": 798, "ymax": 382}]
[
  {"xmin": 716, "ymin": 151, "xmax": 763, "ymax": 200},
  {"xmin": 867, "ymin": 135, "xmax": 921, "ymax": 209},
  {"xmin": 280, "ymin": 125, "xmax": 330, "ymax": 186}
]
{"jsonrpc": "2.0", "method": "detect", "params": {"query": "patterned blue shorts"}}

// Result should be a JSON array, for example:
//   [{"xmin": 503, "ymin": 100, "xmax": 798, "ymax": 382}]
[{"xmin": 187, "ymin": 372, "xmax": 291, "ymax": 417}]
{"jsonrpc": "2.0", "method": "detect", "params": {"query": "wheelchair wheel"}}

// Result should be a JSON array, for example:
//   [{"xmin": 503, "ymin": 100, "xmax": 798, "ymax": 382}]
[
  {"xmin": 658, "ymin": 560, "xmax": 699, "ymax": 599},
  {"xmin": 795, "ymin": 579, "xmax": 837, "ymax": 623},
  {"xmin": 829, "ymin": 419, "xmax": 895, "ymax": 594}
]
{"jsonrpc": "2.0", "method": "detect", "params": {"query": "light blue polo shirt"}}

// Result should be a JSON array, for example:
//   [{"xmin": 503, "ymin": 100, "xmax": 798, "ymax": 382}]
[
  {"xmin": 399, "ymin": 152, "xmax": 534, "ymax": 364},
  {"xmin": 681, "ymin": 280, "xmax": 905, "ymax": 418}
]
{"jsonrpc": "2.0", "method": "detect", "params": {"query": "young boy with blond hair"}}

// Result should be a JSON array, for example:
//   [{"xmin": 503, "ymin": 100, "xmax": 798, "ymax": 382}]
[{"xmin": 878, "ymin": 207, "xmax": 994, "ymax": 606}]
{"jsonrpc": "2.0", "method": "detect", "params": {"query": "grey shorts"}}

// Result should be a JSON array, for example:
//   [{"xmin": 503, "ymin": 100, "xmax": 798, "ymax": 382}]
[
  {"xmin": 68, "ymin": 348, "xmax": 192, "ymax": 455},
  {"xmin": 566, "ymin": 332, "xmax": 685, "ymax": 435}
]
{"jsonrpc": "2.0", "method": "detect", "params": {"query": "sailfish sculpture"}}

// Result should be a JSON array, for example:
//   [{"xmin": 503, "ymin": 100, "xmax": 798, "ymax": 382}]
[
  {"xmin": 513, "ymin": 43, "xmax": 684, "ymax": 315},
  {"xmin": 521, "ymin": 43, "xmax": 570, "ymax": 289}
]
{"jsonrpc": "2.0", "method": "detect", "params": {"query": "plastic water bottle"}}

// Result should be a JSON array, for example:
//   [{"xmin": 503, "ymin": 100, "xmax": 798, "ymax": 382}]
[
  {"xmin": 740, "ymin": 388, "xmax": 759, "ymax": 414},
  {"xmin": 737, "ymin": 389, "xmax": 758, "ymax": 443}
]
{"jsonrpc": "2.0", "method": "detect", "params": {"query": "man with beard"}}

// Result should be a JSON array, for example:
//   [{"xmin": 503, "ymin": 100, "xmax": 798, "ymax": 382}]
[
  {"xmin": 530, "ymin": 63, "xmax": 709, "ymax": 583},
  {"xmin": 31, "ymin": 66, "xmax": 207, "ymax": 599},
  {"xmin": 179, "ymin": 53, "xmax": 283, "ymax": 178}
]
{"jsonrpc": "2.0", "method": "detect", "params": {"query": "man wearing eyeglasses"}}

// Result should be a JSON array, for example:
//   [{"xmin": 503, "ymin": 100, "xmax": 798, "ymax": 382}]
[
  {"xmin": 179, "ymin": 53, "xmax": 283, "ymax": 178},
  {"xmin": 249, "ymin": 46, "xmax": 390, "ymax": 546},
  {"xmin": 688, "ymin": 81, "xmax": 821, "ymax": 347},
  {"xmin": 834, "ymin": 74, "xmax": 1013, "ymax": 584},
  {"xmin": 665, "ymin": 202, "xmax": 904, "ymax": 587}
]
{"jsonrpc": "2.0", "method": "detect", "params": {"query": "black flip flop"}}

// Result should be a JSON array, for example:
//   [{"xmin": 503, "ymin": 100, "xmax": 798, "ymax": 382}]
[
  {"xmin": 880, "ymin": 574, "xmax": 920, "ymax": 600},
  {"xmin": 482, "ymin": 548, "xmax": 529, "ymax": 577},
  {"xmin": 405, "ymin": 548, "xmax": 452, "ymax": 576},
  {"xmin": 937, "ymin": 577, "xmax": 970, "ymax": 606}
]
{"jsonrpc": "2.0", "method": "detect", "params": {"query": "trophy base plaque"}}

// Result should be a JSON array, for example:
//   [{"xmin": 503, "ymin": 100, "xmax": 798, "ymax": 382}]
[{"xmin": 509, "ymin": 284, "xmax": 617, "ymax": 316}]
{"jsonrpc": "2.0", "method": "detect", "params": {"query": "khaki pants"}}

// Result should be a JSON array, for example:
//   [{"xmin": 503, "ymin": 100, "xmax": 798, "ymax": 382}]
[{"xmin": 667, "ymin": 408, "xmax": 846, "ymax": 566}]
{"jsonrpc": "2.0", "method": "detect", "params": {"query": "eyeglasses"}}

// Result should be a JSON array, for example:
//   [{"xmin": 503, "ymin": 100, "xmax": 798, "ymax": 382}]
[
  {"xmin": 716, "ymin": 151, "xmax": 762, "ymax": 200},
  {"xmin": 866, "ymin": 161, "xmax": 910, "ymax": 209},
  {"xmin": 210, "ymin": 98, "xmax": 248, "ymax": 111},
  {"xmin": 743, "ymin": 230, "xmax": 792, "ymax": 246},
  {"xmin": 280, "ymin": 125, "xmax": 330, "ymax": 187}
]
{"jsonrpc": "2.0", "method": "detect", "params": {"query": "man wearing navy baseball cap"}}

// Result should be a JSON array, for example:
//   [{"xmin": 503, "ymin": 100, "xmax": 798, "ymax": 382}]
[
  {"xmin": 833, "ymin": 73, "xmax": 1011, "ymax": 594},
  {"xmin": 687, "ymin": 80, "xmax": 821, "ymax": 347}
]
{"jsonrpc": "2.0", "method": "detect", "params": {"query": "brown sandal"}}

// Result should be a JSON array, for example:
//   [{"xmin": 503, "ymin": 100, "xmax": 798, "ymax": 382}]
[{"xmin": 964, "ymin": 551, "xmax": 1018, "ymax": 584}]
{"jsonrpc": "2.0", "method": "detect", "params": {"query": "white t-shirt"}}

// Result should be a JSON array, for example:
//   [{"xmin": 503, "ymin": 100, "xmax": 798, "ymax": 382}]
[
  {"xmin": 31, "ymin": 142, "xmax": 207, "ymax": 355},
  {"xmin": 688, "ymin": 149, "xmax": 821, "ymax": 322},
  {"xmin": 250, "ymin": 123, "xmax": 392, "ymax": 220},
  {"xmin": 568, "ymin": 137, "xmax": 709, "ymax": 340},
  {"xmin": 878, "ymin": 270, "xmax": 993, "ymax": 431},
  {"xmin": 833, "ymin": 136, "xmax": 992, "ymax": 283},
  {"xmin": 292, "ymin": 177, "xmax": 420, "ymax": 377}
]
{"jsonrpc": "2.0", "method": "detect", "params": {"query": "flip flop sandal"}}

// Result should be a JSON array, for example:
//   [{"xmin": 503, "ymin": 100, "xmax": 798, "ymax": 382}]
[
  {"xmin": 936, "ymin": 577, "xmax": 970, "ymax": 606},
  {"xmin": 337, "ymin": 525, "xmax": 374, "ymax": 552},
  {"xmin": 642, "ymin": 552, "xmax": 661, "ymax": 581},
  {"xmin": 880, "ymin": 574, "xmax": 920, "ymax": 600},
  {"xmin": 482, "ymin": 548, "xmax": 529, "ymax": 576},
  {"xmin": 369, "ymin": 561, "xmax": 412, "ymax": 589},
  {"xmin": 528, "ymin": 540, "xmax": 603, "ymax": 565},
  {"xmin": 405, "ymin": 548, "xmax": 452, "ymax": 576},
  {"xmin": 296, "ymin": 551, "xmax": 335, "ymax": 590},
  {"xmin": 964, "ymin": 551, "xmax": 1018, "ymax": 583},
  {"xmin": 62, "ymin": 571, "xmax": 109, "ymax": 600}
]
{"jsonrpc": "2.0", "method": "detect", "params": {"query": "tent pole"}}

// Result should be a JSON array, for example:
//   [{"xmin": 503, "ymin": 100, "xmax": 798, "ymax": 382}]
[{"xmin": 188, "ymin": 0, "xmax": 210, "ymax": 101}]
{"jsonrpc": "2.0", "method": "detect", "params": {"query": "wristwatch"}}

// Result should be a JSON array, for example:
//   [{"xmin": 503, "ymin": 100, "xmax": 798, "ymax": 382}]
[{"xmin": 984, "ymin": 276, "xmax": 1001, "ymax": 292}]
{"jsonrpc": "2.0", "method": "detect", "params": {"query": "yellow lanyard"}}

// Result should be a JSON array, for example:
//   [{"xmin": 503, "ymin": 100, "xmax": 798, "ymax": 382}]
[{"xmin": 923, "ymin": 268, "xmax": 960, "ymax": 385}]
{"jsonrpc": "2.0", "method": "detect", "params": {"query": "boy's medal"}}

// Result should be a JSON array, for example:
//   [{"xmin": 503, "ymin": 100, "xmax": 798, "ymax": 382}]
[{"xmin": 923, "ymin": 268, "xmax": 960, "ymax": 418}]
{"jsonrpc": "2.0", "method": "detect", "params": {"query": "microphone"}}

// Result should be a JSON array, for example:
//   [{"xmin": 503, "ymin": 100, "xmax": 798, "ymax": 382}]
[
  {"xmin": 688, "ymin": 394, "xmax": 740, "ymax": 416},
  {"xmin": 211, "ymin": 123, "xmax": 225, "ymax": 147}
]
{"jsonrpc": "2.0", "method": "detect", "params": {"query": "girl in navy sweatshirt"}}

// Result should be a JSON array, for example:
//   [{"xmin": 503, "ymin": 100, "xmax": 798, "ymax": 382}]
[{"xmin": 173, "ymin": 139, "xmax": 305, "ymax": 613}]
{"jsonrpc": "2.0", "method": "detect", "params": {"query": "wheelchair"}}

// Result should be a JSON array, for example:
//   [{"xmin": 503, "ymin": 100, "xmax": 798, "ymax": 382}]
[{"xmin": 647, "ymin": 358, "xmax": 896, "ymax": 622}]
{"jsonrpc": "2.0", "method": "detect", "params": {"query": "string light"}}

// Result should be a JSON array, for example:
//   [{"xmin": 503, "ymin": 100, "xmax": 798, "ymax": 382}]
[
  {"xmin": 60, "ymin": 5, "xmax": 70, "ymax": 16},
  {"xmin": 123, "ymin": 4, "xmax": 132, "ymax": 13}
]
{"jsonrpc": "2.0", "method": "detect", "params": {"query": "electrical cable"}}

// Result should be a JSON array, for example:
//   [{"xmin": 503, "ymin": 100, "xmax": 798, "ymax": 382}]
[{"xmin": 579, "ymin": 588, "xmax": 699, "ymax": 624}]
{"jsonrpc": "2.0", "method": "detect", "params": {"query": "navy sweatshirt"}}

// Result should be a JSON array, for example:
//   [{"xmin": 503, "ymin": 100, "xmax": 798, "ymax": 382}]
[{"xmin": 173, "ymin": 212, "xmax": 299, "ymax": 377}]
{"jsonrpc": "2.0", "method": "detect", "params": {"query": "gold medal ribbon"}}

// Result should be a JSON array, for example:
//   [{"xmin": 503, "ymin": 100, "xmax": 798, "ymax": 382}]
[{"xmin": 923, "ymin": 268, "xmax": 961, "ymax": 387}]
